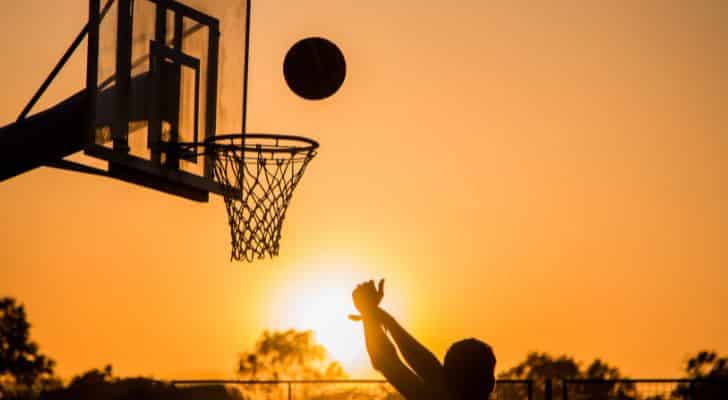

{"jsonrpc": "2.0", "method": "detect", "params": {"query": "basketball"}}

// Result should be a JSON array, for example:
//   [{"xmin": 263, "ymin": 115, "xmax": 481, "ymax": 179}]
[{"xmin": 283, "ymin": 37, "xmax": 346, "ymax": 100}]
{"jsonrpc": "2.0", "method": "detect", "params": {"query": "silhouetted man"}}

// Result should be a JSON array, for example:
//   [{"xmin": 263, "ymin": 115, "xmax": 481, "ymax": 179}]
[{"xmin": 350, "ymin": 280, "xmax": 496, "ymax": 400}]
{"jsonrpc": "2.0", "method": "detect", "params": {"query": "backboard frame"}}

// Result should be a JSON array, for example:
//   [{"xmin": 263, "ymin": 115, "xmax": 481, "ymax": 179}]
[{"xmin": 84, "ymin": 0, "xmax": 233, "ymax": 201}]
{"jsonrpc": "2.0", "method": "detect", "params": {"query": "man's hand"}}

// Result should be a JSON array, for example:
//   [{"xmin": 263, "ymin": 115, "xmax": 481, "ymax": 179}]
[{"xmin": 349, "ymin": 279, "xmax": 384, "ymax": 321}]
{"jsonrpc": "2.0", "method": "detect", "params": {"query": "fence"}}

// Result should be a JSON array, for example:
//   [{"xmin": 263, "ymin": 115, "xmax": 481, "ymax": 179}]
[
  {"xmin": 560, "ymin": 379, "xmax": 728, "ymax": 400},
  {"xmin": 171, "ymin": 379, "xmax": 534, "ymax": 400},
  {"xmin": 172, "ymin": 379, "xmax": 728, "ymax": 400}
]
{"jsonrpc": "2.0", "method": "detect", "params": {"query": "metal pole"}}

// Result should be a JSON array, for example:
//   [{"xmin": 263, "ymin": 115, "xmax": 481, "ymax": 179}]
[
  {"xmin": 17, "ymin": 0, "xmax": 114, "ymax": 122},
  {"xmin": 17, "ymin": 25, "xmax": 88, "ymax": 122},
  {"xmin": 545, "ymin": 379, "xmax": 552, "ymax": 400},
  {"xmin": 203, "ymin": 17, "xmax": 219, "ymax": 180},
  {"xmin": 86, "ymin": 0, "xmax": 100, "ymax": 146},
  {"xmin": 527, "ymin": 380, "xmax": 533, "ymax": 400},
  {"xmin": 242, "ymin": 0, "xmax": 251, "ymax": 135},
  {"xmin": 562, "ymin": 380, "xmax": 567, "ymax": 400},
  {"xmin": 114, "ymin": 0, "xmax": 132, "ymax": 153},
  {"xmin": 287, "ymin": 382, "xmax": 292, "ymax": 400}
]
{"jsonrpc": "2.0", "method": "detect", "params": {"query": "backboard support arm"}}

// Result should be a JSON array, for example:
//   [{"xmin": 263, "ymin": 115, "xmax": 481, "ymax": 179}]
[
  {"xmin": 44, "ymin": 159, "xmax": 110, "ymax": 178},
  {"xmin": 17, "ymin": 0, "xmax": 115, "ymax": 122}
]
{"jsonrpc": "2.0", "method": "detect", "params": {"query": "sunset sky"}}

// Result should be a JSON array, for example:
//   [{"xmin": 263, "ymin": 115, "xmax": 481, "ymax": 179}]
[{"xmin": 1, "ymin": 0, "xmax": 727, "ymax": 382}]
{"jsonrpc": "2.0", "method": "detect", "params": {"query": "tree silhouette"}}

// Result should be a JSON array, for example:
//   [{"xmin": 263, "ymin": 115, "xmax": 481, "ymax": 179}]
[
  {"xmin": 684, "ymin": 350, "xmax": 728, "ymax": 379},
  {"xmin": 0, "ymin": 297, "xmax": 59, "ymax": 398},
  {"xmin": 672, "ymin": 350, "xmax": 728, "ymax": 399},
  {"xmin": 237, "ymin": 330, "xmax": 348, "ymax": 400},
  {"xmin": 498, "ymin": 352, "xmax": 635, "ymax": 400},
  {"xmin": 42, "ymin": 372, "xmax": 243, "ymax": 400},
  {"xmin": 238, "ymin": 329, "xmax": 346, "ymax": 380},
  {"xmin": 67, "ymin": 365, "xmax": 115, "ymax": 390}
]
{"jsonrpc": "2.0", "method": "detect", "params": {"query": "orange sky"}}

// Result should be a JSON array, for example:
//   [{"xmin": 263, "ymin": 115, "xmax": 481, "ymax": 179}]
[{"xmin": 1, "ymin": 0, "xmax": 727, "ymax": 381}]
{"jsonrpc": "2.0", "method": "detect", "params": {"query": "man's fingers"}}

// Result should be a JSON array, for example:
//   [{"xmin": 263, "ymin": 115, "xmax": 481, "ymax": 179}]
[
  {"xmin": 377, "ymin": 279, "xmax": 385, "ymax": 297},
  {"xmin": 348, "ymin": 314, "xmax": 363, "ymax": 321}
]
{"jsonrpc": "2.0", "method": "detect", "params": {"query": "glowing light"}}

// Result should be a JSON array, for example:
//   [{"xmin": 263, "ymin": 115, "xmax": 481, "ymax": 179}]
[
  {"xmin": 289, "ymin": 286, "xmax": 366, "ymax": 367},
  {"xmin": 266, "ymin": 258, "xmax": 373, "ymax": 374}
]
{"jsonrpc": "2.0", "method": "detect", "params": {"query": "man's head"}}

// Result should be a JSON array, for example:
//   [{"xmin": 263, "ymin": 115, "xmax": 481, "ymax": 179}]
[{"xmin": 443, "ymin": 338, "xmax": 496, "ymax": 400}]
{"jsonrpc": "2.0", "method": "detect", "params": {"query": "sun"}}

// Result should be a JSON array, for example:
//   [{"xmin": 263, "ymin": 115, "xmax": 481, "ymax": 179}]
[
  {"xmin": 288, "ymin": 286, "xmax": 366, "ymax": 367},
  {"xmin": 267, "ymin": 265, "xmax": 371, "ymax": 374}
]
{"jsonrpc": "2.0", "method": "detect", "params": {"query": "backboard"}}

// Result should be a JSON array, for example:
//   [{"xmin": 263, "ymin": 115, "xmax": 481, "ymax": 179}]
[{"xmin": 85, "ymin": 0, "xmax": 248, "ymax": 201}]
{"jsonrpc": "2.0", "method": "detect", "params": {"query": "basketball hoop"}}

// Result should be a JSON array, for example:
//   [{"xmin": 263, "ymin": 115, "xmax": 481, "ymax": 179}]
[{"xmin": 183, "ymin": 133, "xmax": 318, "ymax": 261}]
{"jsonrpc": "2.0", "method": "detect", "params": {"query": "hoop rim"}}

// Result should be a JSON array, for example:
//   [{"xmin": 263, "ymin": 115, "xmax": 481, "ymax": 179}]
[{"xmin": 178, "ymin": 133, "xmax": 319, "ymax": 154}]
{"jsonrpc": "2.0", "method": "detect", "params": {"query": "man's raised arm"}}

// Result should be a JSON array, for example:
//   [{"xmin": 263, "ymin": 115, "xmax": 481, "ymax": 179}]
[
  {"xmin": 361, "ymin": 314, "xmax": 426, "ymax": 399},
  {"xmin": 374, "ymin": 307, "xmax": 445, "ymax": 386},
  {"xmin": 353, "ymin": 281, "xmax": 427, "ymax": 399}
]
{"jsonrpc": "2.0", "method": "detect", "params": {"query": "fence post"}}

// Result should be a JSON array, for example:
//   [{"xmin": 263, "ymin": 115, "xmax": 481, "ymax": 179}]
[
  {"xmin": 287, "ymin": 382, "xmax": 292, "ymax": 400},
  {"xmin": 545, "ymin": 379, "xmax": 552, "ymax": 400},
  {"xmin": 562, "ymin": 380, "xmax": 567, "ymax": 400},
  {"xmin": 527, "ymin": 380, "xmax": 533, "ymax": 400}
]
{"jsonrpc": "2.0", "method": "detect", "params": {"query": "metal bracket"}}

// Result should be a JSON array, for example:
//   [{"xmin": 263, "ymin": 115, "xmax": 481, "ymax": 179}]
[{"xmin": 43, "ymin": 159, "xmax": 109, "ymax": 177}]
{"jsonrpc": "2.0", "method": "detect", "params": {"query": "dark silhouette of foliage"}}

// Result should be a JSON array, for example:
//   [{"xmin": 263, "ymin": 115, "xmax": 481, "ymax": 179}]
[
  {"xmin": 41, "ymin": 374, "xmax": 243, "ymax": 400},
  {"xmin": 498, "ymin": 352, "xmax": 579, "ymax": 399},
  {"xmin": 67, "ymin": 365, "xmax": 115, "ymax": 390},
  {"xmin": 683, "ymin": 350, "xmax": 728, "ymax": 379},
  {"xmin": 498, "ymin": 352, "xmax": 635, "ymax": 400},
  {"xmin": 500, "ymin": 352, "xmax": 581, "ymax": 382},
  {"xmin": 238, "ymin": 329, "xmax": 346, "ymax": 380},
  {"xmin": 671, "ymin": 350, "xmax": 728, "ymax": 399},
  {"xmin": 237, "ymin": 329, "xmax": 351, "ymax": 400},
  {"xmin": 583, "ymin": 359, "xmax": 624, "ymax": 380},
  {"xmin": 0, "ymin": 297, "xmax": 59, "ymax": 399}
]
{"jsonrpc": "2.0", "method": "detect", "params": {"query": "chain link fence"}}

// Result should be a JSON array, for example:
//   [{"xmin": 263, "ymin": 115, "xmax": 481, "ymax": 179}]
[
  {"xmin": 560, "ymin": 379, "xmax": 728, "ymax": 400},
  {"xmin": 172, "ymin": 379, "xmax": 533, "ymax": 400},
  {"xmin": 172, "ymin": 378, "xmax": 728, "ymax": 400}
]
